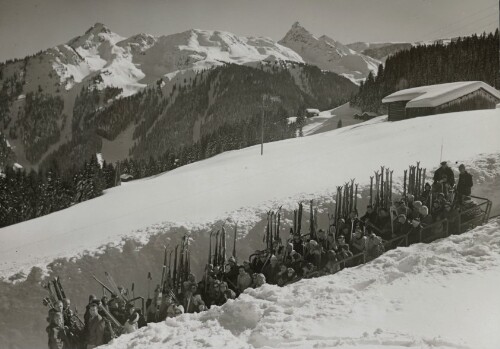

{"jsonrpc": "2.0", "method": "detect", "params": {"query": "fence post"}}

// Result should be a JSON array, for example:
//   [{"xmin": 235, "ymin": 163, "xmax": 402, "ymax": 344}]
[{"xmin": 458, "ymin": 212, "xmax": 462, "ymax": 234}]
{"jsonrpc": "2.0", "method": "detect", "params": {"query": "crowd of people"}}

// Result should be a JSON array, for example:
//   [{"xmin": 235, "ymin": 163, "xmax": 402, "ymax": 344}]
[{"xmin": 45, "ymin": 162, "xmax": 483, "ymax": 349}]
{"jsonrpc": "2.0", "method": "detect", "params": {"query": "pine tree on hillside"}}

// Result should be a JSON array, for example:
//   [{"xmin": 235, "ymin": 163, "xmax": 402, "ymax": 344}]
[{"xmin": 352, "ymin": 30, "xmax": 499, "ymax": 112}]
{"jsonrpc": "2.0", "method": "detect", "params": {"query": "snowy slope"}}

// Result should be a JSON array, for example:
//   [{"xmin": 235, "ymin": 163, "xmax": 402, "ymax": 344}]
[
  {"xmin": 103, "ymin": 219, "xmax": 500, "ymax": 349},
  {"xmin": 50, "ymin": 23, "xmax": 146, "ymax": 96},
  {"xmin": 47, "ymin": 23, "xmax": 303, "ymax": 95},
  {"xmin": 0, "ymin": 109, "xmax": 499, "ymax": 280},
  {"xmin": 279, "ymin": 22, "xmax": 381, "ymax": 84}
]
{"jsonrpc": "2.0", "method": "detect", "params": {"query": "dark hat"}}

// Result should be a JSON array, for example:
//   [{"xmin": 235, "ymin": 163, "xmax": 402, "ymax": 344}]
[
  {"xmin": 412, "ymin": 217, "xmax": 420, "ymax": 222},
  {"xmin": 90, "ymin": 299, "xmax": 101, "ymax": 307},
  {"xmin": 440, "ymin": 161, "xmax": 447, "ymax": 165}
]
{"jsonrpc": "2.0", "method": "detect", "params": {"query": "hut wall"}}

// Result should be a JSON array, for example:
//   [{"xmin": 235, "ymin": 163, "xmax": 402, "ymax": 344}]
[{"xmin": 387, "ymin": 101, "xmax": 408, "ymax": 121}]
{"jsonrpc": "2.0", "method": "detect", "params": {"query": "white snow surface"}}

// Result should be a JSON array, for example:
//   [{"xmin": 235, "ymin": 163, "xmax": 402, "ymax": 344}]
[
  {"xmin": 382, "ymin": 81, "xmax": 500, "ymax": 108},
  {"xmin": 104, "ymin": 219, "xmax": 500, "ymax": 349},
  {"xmin": 1, "ymin": 109, "xmax": 500, "ymax": 280},
  {"xmin": 179, "ymin": 29, "xmax": 304, "ymax": 69},
  {"xmin": 50, "ymin": 23, "xmax": 303, "ymax": 95}
]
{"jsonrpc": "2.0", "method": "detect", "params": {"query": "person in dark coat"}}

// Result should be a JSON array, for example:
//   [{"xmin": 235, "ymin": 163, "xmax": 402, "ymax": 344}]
[
  {"xmin": 394, "ymin": 214, "xmax": 411, "ymax": 237},
  {"xmin": 292, "ymin": 234, "xmax": 304, "ymax": 256},
  {"xmin": 375, "ymin": 208, "xmax": 392, "ymax": 240},
  {"xmin": 408, "ymin": 218, "xmax": 423, "ymax": 244},
  {"xmin": 85, "ymin": 301, "xmax": 106, "ymax": 349},
  {"xmin": 433, "ymin": 161, "xmax": 455, "ymax": 187},
  {"xmin": 456, "ymin": 164, "xmax": 473, "ymax": 204},
  {"xmin": 360, "ymin": 205, "xmax": 378, "ymax": 232}
]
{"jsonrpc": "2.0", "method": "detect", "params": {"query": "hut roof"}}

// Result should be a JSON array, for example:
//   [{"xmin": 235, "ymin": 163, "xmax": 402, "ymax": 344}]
[{"xmin": 382, "ymin": 81, "xmax": 500, "ymax": 108}]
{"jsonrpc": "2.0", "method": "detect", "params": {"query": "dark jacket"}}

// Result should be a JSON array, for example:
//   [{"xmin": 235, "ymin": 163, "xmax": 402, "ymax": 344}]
[
  {"xmin": 457, "ymin": 171, "xmax": 473, "ymax": 196},
  {"xmin": 394, "ymin": 221, "xmax": 411, "ymax": 236},
  {"xmin": 408, "ymin": 225, "xmax": 422, "ymax": 244},
  {"xmin": 433, "ymin": 166, "xmax": 455, "ymax": 186},
  {"xmin": 86, "ymin": 314, "xmax": 106, "ymax": 346}
]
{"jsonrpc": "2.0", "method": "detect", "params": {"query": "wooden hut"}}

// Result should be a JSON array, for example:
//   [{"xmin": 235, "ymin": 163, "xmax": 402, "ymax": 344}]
[{"xmin": 382, "ymin": 81, "xmax": 500, "ymax": 121}]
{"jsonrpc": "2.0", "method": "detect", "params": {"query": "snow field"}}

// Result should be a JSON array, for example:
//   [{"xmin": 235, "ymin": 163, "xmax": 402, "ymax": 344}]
[
  {"xmin": 103, "ymin": 219, "xmax": 500, "ymax": 349},
  {"xmin": 1, "ymin": 109, "xmax": 499, "ymax": 281}
]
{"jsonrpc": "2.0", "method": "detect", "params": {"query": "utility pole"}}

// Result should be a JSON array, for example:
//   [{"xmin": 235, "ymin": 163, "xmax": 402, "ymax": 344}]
[{"xmin": 261, "ymin": 95, "xmax": 266, "ymax": 156}]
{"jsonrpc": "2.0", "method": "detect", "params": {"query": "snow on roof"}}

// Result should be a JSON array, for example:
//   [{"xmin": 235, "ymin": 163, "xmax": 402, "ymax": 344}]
[
  {"xmin": 306, "ymin": 108, "xmax": 320, "ymax": 113},
  {"xmin": 382, "ymin": 81, "xmax": 500, "ymax": 108}
]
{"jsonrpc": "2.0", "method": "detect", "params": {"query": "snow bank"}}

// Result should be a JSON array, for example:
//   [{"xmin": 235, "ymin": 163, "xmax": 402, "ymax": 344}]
[
  {"xmin": 1, "ymin": 109, "xmax": 499, "ymax": 280},
  {"xmin": 103, "ymin": 219, "xmax": 500, "ymax": 349}
]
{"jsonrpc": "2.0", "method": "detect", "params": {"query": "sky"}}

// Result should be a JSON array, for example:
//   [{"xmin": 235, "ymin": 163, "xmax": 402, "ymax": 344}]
[{"xmin": 0, "ymin": 0, "xmax": 498, "ymax": 62}]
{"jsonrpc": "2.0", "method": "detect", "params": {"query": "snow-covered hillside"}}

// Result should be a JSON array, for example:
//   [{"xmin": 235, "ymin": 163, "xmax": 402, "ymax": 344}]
[
  {"xmin": 47, "ymin": 23, "xmax": 304, "ymax": 96},
  {"xmin": 279, "ymin": 22, "xmax": 381, "ymax": 84},
  {"xmin": 102, "ymin": 218, "xmax": 500, "ymax": 349},
  {"xmin": 1, "ymin": 109, "xmax": 499, "ymax": 280}
]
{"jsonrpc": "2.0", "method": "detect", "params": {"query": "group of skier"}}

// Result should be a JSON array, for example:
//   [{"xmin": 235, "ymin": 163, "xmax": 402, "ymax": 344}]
[{"xmin": 44, "ymin": 161, "xmax": 482, "ymax": 349}]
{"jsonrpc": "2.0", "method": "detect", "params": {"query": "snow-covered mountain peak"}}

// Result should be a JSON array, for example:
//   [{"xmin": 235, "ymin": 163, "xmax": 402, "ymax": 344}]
[
  {"xmin": 84, "ymin": 22, "xmax": 111, "ymax": 35},
  {"xmin": 117, "ymin": 33, "xmax": 158, "ymax": 53},
  {"xmin": 68, "ymin": 22, "xmax": 124, "ymax": 49},
  {"xmin": 279, "ymin": 22, "xmax": 381, "ymax": 84},
  {"xmin": 281, "ymin": 21, "xmax": 317, "ymax": 43}
]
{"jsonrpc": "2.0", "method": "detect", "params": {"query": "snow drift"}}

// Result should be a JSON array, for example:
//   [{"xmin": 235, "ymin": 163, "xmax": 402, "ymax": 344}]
[
  {"xmin": 103, "ymin": 218, "xmax": 500, "ymax": 349},
  {"xmin": 1, "ymin": 109, "xmax": 499, "ymax": 280}
]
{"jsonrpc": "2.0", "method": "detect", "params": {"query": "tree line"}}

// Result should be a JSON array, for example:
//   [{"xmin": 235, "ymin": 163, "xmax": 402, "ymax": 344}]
[
  {"xmin": 0, "ymin": 154, "xmax": 116, "ymax": 228},
  {"xmin": 351, "ymin": 30, "xmax": 499, "ymax": 113}
]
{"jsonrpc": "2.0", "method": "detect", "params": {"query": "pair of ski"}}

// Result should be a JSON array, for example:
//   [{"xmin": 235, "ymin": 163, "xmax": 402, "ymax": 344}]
[
  {"xmin": 92, "ymin": 272, "xmax": 126, "ymax": 332},
  {"xmin": 209, "ymin": 221, "xmax": 238, "ymax": 267},
  {"xmin": 266, "ymin": 208, "xmax": 282, "ymax": 249},
  {"xmin": 43, "ymin": 276, "xmax": 66, "ymax": 302},
  {"xmin": 335, "ymin": 179, "xmax": 358, "ymax": 222},
  {"xmin": 92, "ymin": 272, "xmax": 128, "ymax": 303},
  {"xmin": 42, "ymin": 277, "xmax": 85, "ymax": 329},
  {"xmin": 404, "ymin": 162, "xmax": 426, "ymax": 198}
]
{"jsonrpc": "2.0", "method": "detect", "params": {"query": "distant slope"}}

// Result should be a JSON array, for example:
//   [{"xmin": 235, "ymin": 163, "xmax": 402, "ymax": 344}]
[
  {"xmin": 1, "ymin": 109, "xmax": 499, "ymax": 280},
  {"xmin": 347, "ymin": 41, "xmax": 412, "ymax": 61},
  {"xmin": 40, "ymin": 62, "xmax": 357, "ymax": 171},
  {"xmin": 279, "ymin": 22, "xmax": 381, "ymax": 84},
  {"xmin": 361, "ymin": 43, "xmax": 412, "ymax": 61},
  {"xmin": 0, "ymin": 23, "xmax": 355, "ymax": 170}
]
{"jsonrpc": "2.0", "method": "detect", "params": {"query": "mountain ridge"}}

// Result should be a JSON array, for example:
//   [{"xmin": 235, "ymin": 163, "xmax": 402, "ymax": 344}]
[
  {"xmin": 278, "ymin": 22, "xmax": 381, "ymax": 84},
  {"xmin": 0, "ymin": 22, "xmax": 362, "ymax": 170}
]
